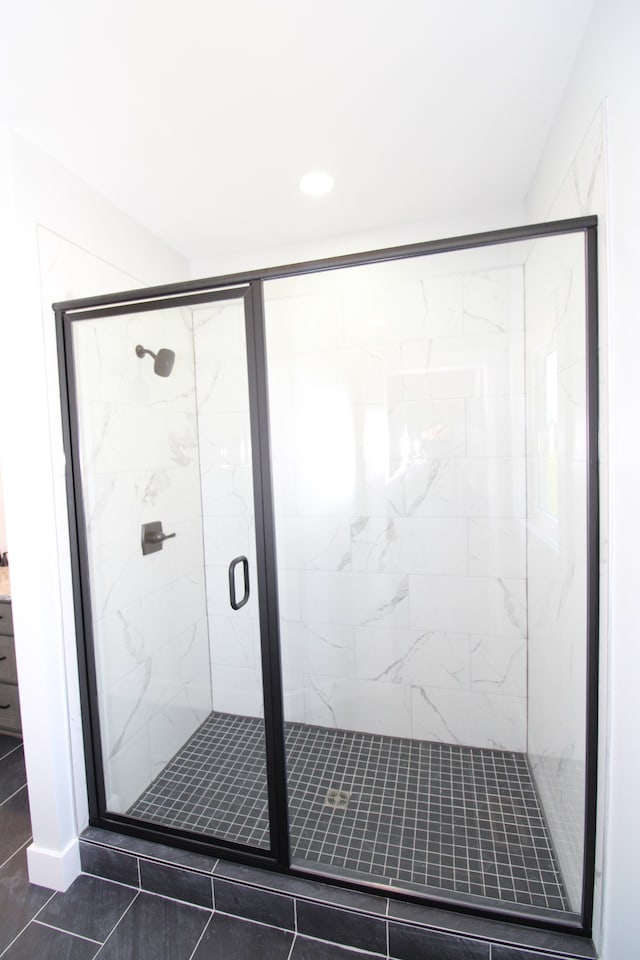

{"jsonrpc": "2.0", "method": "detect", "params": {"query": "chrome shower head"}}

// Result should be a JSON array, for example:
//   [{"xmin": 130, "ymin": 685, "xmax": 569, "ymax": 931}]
[{"xmin": 135, "ymin": 344, "xmax": 175, "ymax": 377}]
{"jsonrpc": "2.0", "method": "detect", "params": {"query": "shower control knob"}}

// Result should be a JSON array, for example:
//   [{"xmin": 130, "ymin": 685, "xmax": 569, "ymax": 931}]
[
  {"xmin": 141, "ymin": 521, "xmax": 176, "ymax": 556},
  {"xmin": 145, "ymin": 531, "xmax": 176, "ymax": 544}
]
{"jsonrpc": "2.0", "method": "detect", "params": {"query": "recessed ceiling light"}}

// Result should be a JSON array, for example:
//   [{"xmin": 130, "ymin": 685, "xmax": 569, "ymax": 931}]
[{"xmin": 299, "ymin": 170, "xmax": 334, "ymax": 196}]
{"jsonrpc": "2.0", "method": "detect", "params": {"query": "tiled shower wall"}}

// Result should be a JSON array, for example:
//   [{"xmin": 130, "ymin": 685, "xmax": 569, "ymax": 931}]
[
  {"xmin": 71, "ymin": 301, "xmax": 211, "ymax": 812},
  {"xmin": 263, "ymin": 254, "xmax": 528, "ymax": 751},
  {"xmin": 525, "ymin": 109, "xmax": 604, "ymax": 912},
  {"xmin": 193, "ymin": 300, "xmax": 264, "ymax": 717}
]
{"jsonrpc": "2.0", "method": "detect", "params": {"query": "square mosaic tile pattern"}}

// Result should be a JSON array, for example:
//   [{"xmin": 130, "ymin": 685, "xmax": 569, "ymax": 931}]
[{"xmin": 128, "ymin": 712, "xmax": 568, "ymax": 912}]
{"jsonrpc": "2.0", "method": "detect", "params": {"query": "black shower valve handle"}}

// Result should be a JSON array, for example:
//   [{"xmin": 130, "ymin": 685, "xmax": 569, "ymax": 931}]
[{"xmin": 145, "ymin": 530, "xmax": 176, "ymax": 545}]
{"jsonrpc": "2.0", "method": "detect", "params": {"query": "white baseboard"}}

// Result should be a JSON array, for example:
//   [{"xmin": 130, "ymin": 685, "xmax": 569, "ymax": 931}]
[{"xmin": 27, "ymin": 837, "xmax": 81, "ymax": 891}]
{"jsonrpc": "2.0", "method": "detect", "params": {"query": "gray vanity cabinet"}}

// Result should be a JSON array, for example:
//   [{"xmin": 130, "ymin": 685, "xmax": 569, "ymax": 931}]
[{"xmin": 0, "ymin": 601, "xmax": 21, "ymax": 735}]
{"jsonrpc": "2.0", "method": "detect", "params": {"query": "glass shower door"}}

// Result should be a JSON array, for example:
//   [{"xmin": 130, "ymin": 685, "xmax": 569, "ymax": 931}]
[
  {"xmin": 262, "ymin": 232, "xmax": 591, "ymax": 920},
  {"xmin": 67, "ymin": 289, "xmax": 274, "ymax": 851}
]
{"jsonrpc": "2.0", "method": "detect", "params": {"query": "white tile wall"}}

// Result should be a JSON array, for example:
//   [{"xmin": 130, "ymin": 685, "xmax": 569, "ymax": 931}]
[
  {"xmin": 524, "ymin": 109, "xmax": 604, "ymax": 912},
  {"xmin": 193, "ymin": 299, "xmax": 264, "ymax": 720},
  {"xmin": 265, "ymin": 256, "xmax": 528, "ymax": 751},
  {"xmin": 525, "ymin": 228, "xmax": 592, "ymax": 912},
  {"xmin": 71, "ymin": 300, "xmax": 212, "ymax": 812}
]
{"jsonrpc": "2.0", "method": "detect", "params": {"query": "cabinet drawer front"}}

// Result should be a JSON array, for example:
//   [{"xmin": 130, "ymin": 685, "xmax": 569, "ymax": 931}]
[
  {"xmin": 0, "ymin": 636, "xmax": 17, "ymax": 685},
  {"xmin": 0, "ymin": 602, "xmax": 13, "ymax": 637},
  {"xmin": 0, "ymin": 682, "xmax": 20, "ymax": 733}
]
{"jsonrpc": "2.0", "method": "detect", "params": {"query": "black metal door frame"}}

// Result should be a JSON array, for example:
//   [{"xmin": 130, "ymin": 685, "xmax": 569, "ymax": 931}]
[{"xmin": 55, "ymin": 215, "xmax": 599, "ymax": 936}]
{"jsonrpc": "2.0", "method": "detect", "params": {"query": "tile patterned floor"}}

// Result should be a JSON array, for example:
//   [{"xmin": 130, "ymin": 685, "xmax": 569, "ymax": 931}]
[
  {"xmin": 0, "ymin": 731, "xmax": 592, "ymax": 960},
  {"xmin": 0, "ymin": 732, "xmax": 380, "ymax": 960},
  {"xmin": 128, "ymin": 712, "xmax": 569, "ymax": 913}
]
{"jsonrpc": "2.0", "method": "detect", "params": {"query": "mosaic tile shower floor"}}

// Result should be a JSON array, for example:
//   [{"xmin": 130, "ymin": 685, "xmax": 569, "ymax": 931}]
[{"xmin": 128, "ymin": 712, "xmax": 568, "ymax": 913}]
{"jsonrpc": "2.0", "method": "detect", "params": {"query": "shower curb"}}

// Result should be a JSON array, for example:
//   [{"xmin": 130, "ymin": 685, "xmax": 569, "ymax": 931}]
[{"xmin": 79, "ymin": 828, "xmax": 597, "ymax": 960}]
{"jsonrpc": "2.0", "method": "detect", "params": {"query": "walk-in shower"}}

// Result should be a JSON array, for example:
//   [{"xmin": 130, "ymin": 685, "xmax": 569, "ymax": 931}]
[{"xmin": 56, "ymin": 217, "xmax": 598, "ymax": 935}]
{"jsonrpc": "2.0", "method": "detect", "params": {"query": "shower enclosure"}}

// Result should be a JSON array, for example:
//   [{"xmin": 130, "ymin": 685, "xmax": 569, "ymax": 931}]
[{"xmin": 57, "ymin": 218, "xmax": 598, "ymax": 934}]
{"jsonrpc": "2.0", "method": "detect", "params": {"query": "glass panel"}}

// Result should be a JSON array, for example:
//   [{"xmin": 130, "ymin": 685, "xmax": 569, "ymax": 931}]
[
  {"xmin": 264, "ymin": 234, "xmax": 588, "ymax": 919},
  {"xmin": 71, "ymin": 295, "xmax": 271, "ymax": 849}
]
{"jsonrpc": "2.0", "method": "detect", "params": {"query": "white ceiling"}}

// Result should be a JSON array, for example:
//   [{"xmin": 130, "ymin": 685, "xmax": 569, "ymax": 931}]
[{"xmin": 1, "ymin": 0, "xmax": 595, "ymax": 262}]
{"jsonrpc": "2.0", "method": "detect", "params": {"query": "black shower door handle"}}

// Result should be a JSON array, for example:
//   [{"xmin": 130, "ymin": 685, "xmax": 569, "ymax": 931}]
[{"xmin": 228, "ymin": 556, "xmax": 250, "ymax": 610}]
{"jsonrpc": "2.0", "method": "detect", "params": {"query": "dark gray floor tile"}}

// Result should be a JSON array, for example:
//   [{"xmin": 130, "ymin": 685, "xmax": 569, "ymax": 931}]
[
  {"xmin": 389, "ymin": 921, "xmax": 490, "ymax": 960},
  {"xmin": 291, "ymin": 935, "xmax": 383, "ymax": 960},
  {"xmin": 37, "ymin": 873, "xmax": 137, "ymax": 942},
  {"xmin": 96, "ymin": 892, "xmax": 209, "ymax": 960},
  {"xmin": 389, "ymin": 900, "xmax": 594, "ymax": 956},
  {"xmin": 191, "ymin": 913, "xmax": 293, "ymax": 960},
  {"xmin": 81, "ymin": 827, "xmax": 218, "ymax": 873},
  {"xmin": 0, "ymin": 848, "xmax": 54, "ymax": 953},
  {"xmin": 79, "ymin": 841, "xmax": 139, "ymax": 886},
  {"xmin": 296, "ymin": 900, "xmax": 387, "ymax": 955},
  {"xmin": 3, "ymin": 922, "xmax": 100, "ymax": 960},
  {"xmin": 215, "ymin": 860, "xmax": 388, "ymax": 915},
  {"xmin": 213, "ymin": 877, "xmax": 294, "ymax": 930},
  {"xmin": 0, "ymin": 733, "xmax": 21, "ymax": 761},
  {"xmin": 0, "ymin": 744, "xmax": 26, "ymax": 804},
  {"xmin": 0, "ymin": 787, "xmax": 31, "ymax": 867},
  {"xmin": 140, "ymin": 859, "xmax": 213, "ymax": 908},
  {"xmin": 492, "ymin": 948, "xmax": 575, "ymax": 960}
]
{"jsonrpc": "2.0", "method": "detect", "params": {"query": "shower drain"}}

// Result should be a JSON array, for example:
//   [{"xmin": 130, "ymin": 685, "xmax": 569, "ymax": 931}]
[{"xmin": 324, "ymin": 788, "xmax": 350, "ymax": 809}]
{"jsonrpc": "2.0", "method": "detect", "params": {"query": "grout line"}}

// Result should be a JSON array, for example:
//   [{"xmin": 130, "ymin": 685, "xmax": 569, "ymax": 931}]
[
  {"xmin": 32, "ymin": 919, "xmax": 102, "ymax": 945},
  {"xmin": 0, "ymin": 891, "xmax": 57, "ymax": 959},
  {"xmin": 0, "ymin": 740, "xmax": 23, "ymax": 762},
  {"xmin": 215, "ymin": 909, "xmax": 294, "ymax": 935},
  {"xmin": 133, "ymin": 884, "xmax": 213, "ymax": 912},
  {"xmin": 80, "ymin": 870, "xmax": 139, "ymax": 893},
  {"xmin": 294, "ymin": 931, "xmax": 387, "ymax": 958},
  {"xmin": 285, "ymin": 933, "xmax": 296, "ymax": 960},
  {"xmin": 91, "ymin": 889, "xmax": 140, "ymax": 956},
  {"xmin": 186, "ymin": 912, "xmax": 213, "ymax": 960},
  {"xmin": 0, "ymin": 781, "xmax": 28, "ymax": 810},
  {"xmin": 81, "ymin": 837, "xmax": 217, "ymax": 879},
  {"xmin": 0, "ymin": 834, "xmax": 32, "ymax": 872}
]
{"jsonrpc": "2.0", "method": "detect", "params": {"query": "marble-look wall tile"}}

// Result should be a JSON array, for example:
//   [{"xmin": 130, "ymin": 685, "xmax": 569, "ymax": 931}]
[
  {"xmin": 524, "ymin": 128, "xmax": 598, "ymax": 910},
  {"xmin": 409, "ymin": 575, "xmax": 526, "ymax": 638},
  {"xmin": 403, "ymin": 457, "xmax": 526, "ymax": 519},
  {"xmin": 281, "ymin": 621, "xmax": 355, "ymax": 679},
  {"xmin": 354, "ymin": 629, "xmax": 469, "ymax": 690},
  {"xmin": 468, "ymin": 519, "xmax": 526, "ymax": 578},
  {"xmin": 469, "ymin": 637, "xmax": 526, "ymax": 697},
  {"xmin": 301, "ymin": 571, "xmax": 410, "ymax": 630},
  {"xmin": 462, "ymin": 267, "xmax": 525, "ymax": 335},
  {"xmin": 402, "ymin": 331, "xmax": 525, "ymax": 400},
  {"xmin": 264, "ymin": 258, "xmax": 528, "ymax": 749},
  {"xmin": 411, "ymin": 685, "xmax": 526, "ymax": 752},
  {"xmin": 465, "ymin": 394, "xmax": 525, "ymax": 458},
  {"xmin": 351, "ymin": 517, "xmax": 468, "ymax": 576},
  {"xmin": 72, "ymin": 304, "xmax": 212, "ymax": 813},
  {"xmin": 194, "ymin": 300, "xmax": 264, "ymax": 720},
  {"xmin": 304, "ymin": 676, "xmax": 412, "ymax": 738}
]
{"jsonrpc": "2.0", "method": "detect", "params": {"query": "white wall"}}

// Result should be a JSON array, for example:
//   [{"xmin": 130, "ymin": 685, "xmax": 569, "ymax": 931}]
[
  {"xmin": 0, "ymin": 131, "xmax": 187, "ymax": 889},
  {"xmin": 526, "ymin": 1, "xmax": 640, "ymax": 954}
]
